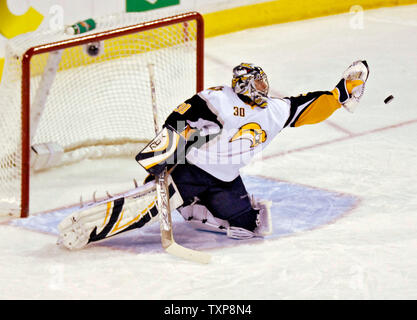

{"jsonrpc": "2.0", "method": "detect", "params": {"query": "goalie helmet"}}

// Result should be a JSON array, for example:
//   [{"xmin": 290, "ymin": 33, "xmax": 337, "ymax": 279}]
[{"xmin": 232, "ymin": 63, "xmax": 269, "ymax": 107}]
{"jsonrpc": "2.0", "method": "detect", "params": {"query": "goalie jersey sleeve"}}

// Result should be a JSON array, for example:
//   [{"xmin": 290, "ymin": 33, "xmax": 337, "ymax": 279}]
[{"xmin": 283, "ymin": 90, "xmax": 342, "ymax": 128}]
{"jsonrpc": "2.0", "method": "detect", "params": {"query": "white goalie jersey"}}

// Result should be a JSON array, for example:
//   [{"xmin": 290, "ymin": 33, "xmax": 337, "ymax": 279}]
[{"xmin": 183, "ymin": 86, "xmax": 290, "ymax": 181}]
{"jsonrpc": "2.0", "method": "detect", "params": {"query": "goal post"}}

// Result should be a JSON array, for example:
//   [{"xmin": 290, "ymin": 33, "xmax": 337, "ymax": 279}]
[{"xmin": 0, "ymin": 11, "xmax": 204, "ymax": 218}]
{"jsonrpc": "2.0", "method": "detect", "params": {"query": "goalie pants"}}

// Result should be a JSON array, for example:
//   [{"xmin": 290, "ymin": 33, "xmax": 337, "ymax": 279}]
[{"xmin": 170, "ymin": 163, "xmax": 258, "ymax": 231}]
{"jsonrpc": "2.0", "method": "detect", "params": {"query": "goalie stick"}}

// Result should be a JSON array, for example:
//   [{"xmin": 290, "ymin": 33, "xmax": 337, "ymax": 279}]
[
  {"xmin": 147, "ymin": 63, "xmax": 211, "ymax": 264},
  {"xmin": 157, "ymin": 168, "xmax": 210, "ymax": 263}
]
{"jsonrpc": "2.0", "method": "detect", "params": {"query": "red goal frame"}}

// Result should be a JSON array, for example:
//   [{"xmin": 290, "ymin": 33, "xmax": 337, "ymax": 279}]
[{"xmin": 20, "ymin": 12, "xmax": 204, "ymax": 218}]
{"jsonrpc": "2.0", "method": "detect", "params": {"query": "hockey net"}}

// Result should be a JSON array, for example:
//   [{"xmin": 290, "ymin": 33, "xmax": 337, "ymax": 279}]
[{"xmin": 0, "ymin": 11, "xmax": 204, "ymax": 218}]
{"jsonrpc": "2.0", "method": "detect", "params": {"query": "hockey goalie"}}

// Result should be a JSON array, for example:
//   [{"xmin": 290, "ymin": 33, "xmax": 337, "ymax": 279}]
[{"xmin": 58, "ymin": 60, "xmax": 369, "ymax": 254}]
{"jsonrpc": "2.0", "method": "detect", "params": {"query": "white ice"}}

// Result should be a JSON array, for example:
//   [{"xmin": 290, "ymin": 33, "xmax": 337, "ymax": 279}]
[{"xmin": 1, "ymin": 5, "xmax": 416, "ymax": 299}]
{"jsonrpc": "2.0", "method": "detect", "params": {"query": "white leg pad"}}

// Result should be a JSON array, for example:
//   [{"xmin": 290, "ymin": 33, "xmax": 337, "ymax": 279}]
[
  {"xmin": 178, "ymin": 203, "xmax": 230, "ymax": 234},
  {"xmin": 58, "ymin": 192, "xmax": 158, "ymax": 250},
  {"xmin": 253, "ymin": 199, "xmax": 273, "ymax": 236},
  {"xmin": 58, "ymin": 176, "xmax": 183, "ymax": 250},
  {"xmin": 178, "ymin": 198, "xmax": 273, "ymax": 239}
]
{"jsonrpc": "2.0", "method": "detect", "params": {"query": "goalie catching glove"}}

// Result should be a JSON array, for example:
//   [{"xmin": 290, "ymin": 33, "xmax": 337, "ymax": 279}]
[{"xmin": 333, "ymin": 60, "xmax": 369, "ymax": 112}]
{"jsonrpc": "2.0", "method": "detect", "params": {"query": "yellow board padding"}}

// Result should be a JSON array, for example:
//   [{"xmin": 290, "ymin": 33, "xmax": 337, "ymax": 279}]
[
  {"xmin": 203, "ymin": 0, "xmax": 417, "ymax": 37},
  {"xmin": 294, "ymin": 94, "xmax": 341, "ymax": 127},
  {"xmin": 0, "ymin": 0, "xmax": 44, "ymax": 39},
  {"xmin": 0, "ymin": 58, "xmax": 4, "ymax": 82}
]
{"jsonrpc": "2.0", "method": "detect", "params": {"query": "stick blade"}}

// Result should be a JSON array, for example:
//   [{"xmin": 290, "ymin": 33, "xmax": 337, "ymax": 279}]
[{"xmin": 164, "ymin": 242, "xmax": 211, "ymax": 264}]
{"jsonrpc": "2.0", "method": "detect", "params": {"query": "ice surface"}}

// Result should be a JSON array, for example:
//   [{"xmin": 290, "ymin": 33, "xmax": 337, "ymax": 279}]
[{"xmin": 1, "ymin": 5, "xmax": 416, "ymax": 299}]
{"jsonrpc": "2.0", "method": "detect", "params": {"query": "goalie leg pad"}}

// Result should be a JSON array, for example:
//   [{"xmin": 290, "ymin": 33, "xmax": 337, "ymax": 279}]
[
  {"xmin": 227, "ymin": 199, "xmax": 272, "ymax": 239},
  {"xmin": 58, "ymin": 193, "xmax": 159, "ymax": 250},
  {"xmin": 58, "ymin": 176, "xmax": 183, "ymax": 250},
  {"xmin": 177, "ymin": 198, "xmax": 272, "ymax": 240},
  {"xmin": 253, "ymin": 199, "xmax": 273, "ymax": 237},
  {"xmin": 178, "ymin": 202, "xmax": 230, "ymax": 234}
]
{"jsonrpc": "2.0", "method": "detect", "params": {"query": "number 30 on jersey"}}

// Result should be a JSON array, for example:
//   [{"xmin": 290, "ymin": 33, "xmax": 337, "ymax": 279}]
[{"xmin": 233, "ymin": 106, "xmax": 245, "ymax": 117}]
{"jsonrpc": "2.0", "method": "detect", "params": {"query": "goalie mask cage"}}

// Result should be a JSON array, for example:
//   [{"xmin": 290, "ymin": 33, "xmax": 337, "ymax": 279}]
[{"xmin": 0, "ymin": 11, "xmax": 204, "ymax": 218}]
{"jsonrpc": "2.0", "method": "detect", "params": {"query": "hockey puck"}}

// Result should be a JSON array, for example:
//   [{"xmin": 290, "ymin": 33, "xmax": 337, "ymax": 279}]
[
  {"xmin": 384, "ymin": 95, "xmax": 394, "ymax": 104},
  {"xmin": 87, "ymin": 44, "xmax": 100, "ymax": 56}
]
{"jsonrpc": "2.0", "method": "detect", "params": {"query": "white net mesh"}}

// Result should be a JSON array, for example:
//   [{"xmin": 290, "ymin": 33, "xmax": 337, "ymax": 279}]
[{"xmin": 0, "ymin": 12, "xmax": 202, "ymax": 216}]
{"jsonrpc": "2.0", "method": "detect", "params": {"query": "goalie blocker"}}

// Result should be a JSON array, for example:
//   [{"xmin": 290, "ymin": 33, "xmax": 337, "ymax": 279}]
[{"xmin": 135, "ymin": 125, "xmax": 187, "ymax": 176}]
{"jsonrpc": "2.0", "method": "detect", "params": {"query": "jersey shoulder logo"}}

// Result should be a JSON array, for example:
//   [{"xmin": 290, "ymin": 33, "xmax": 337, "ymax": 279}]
[{"xmin": 229, "ymin": 122, "xmax": 267, "ymax": 148}]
